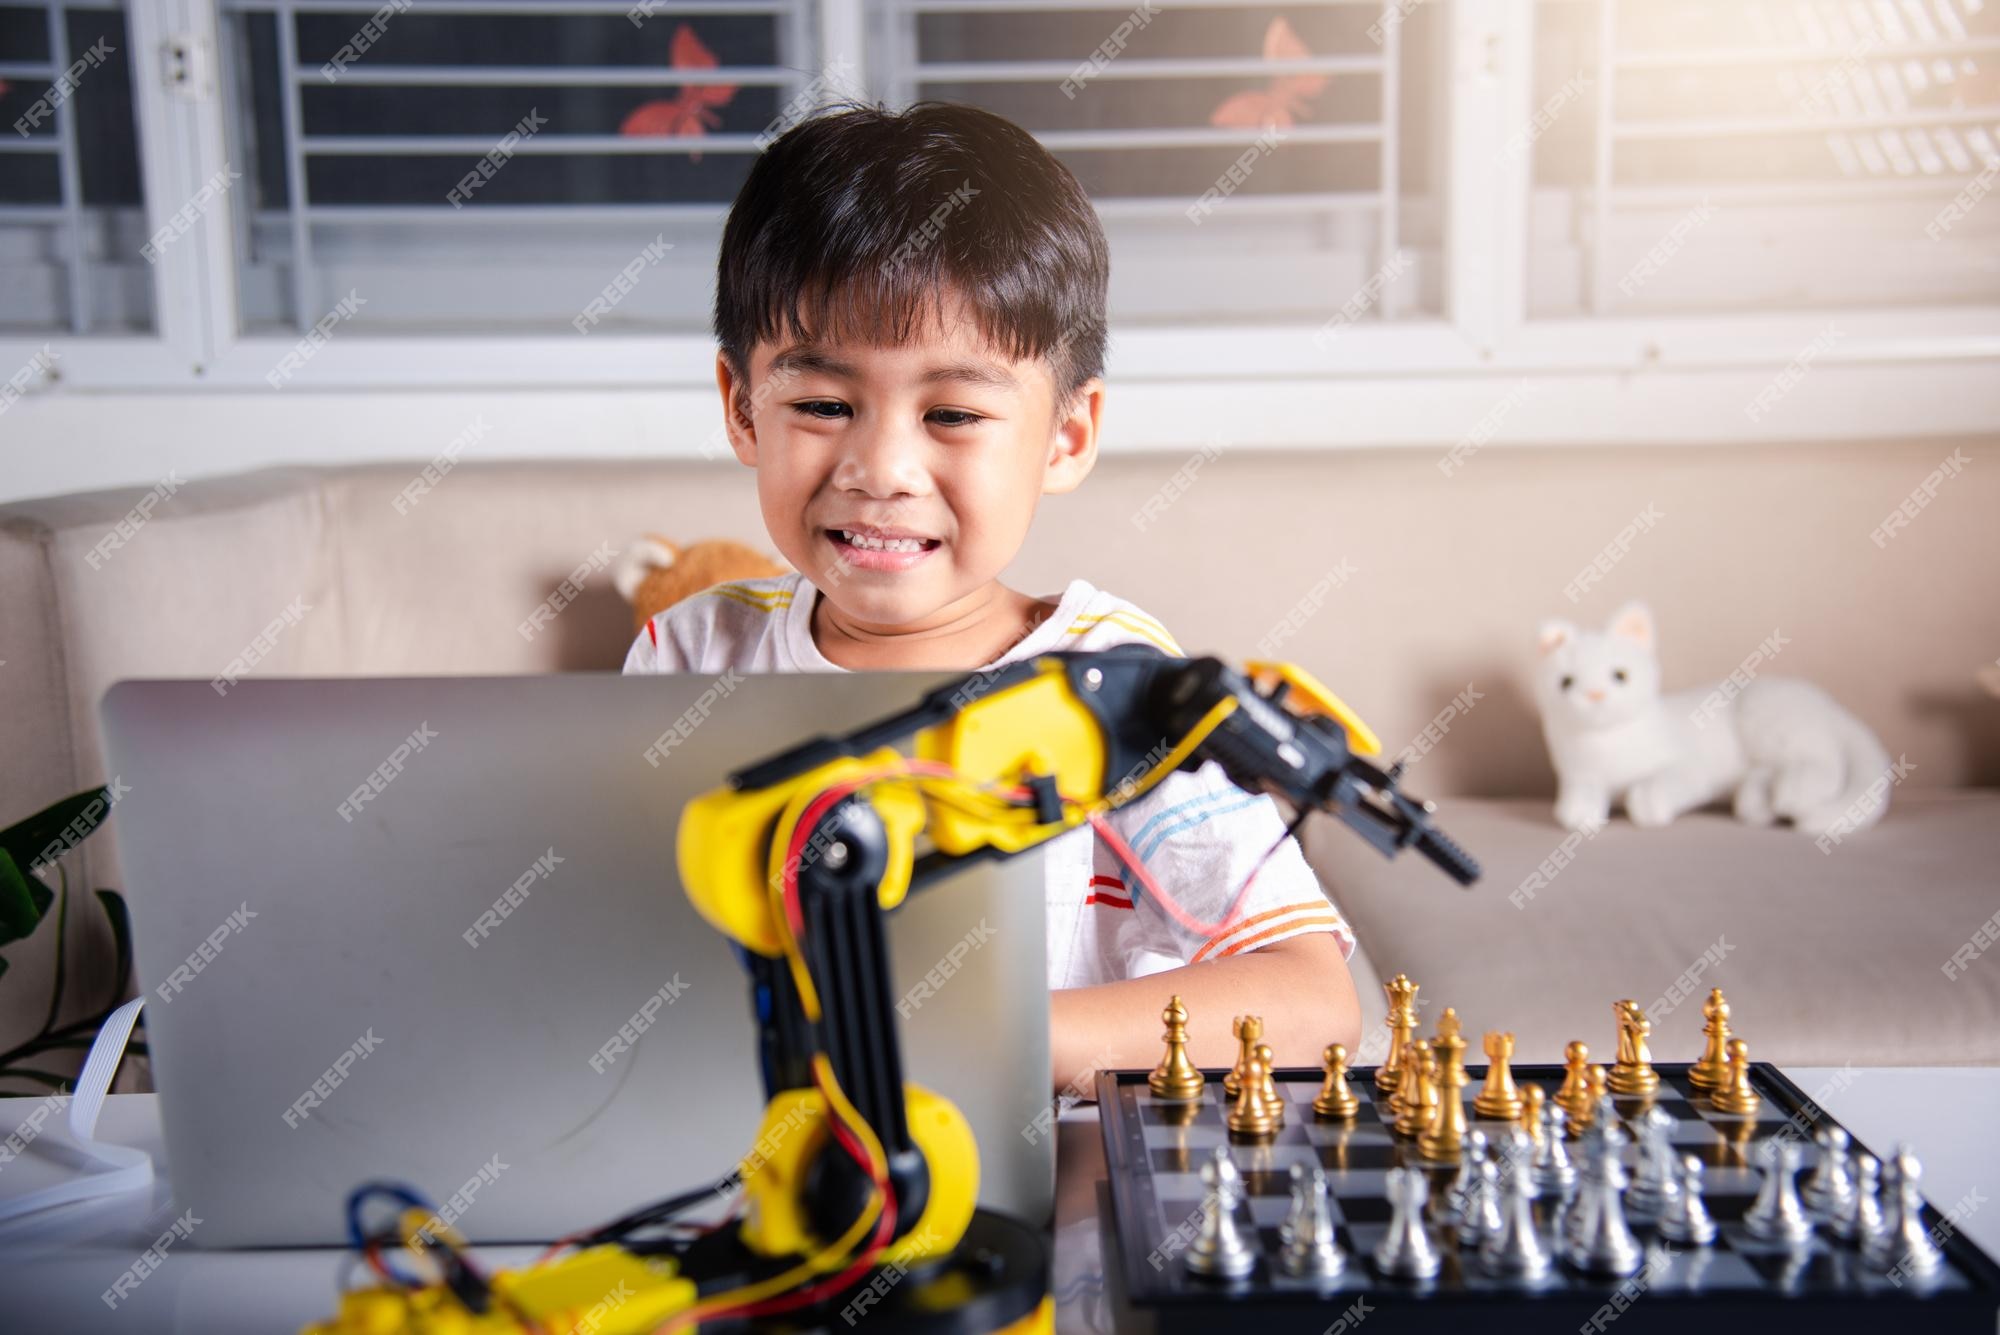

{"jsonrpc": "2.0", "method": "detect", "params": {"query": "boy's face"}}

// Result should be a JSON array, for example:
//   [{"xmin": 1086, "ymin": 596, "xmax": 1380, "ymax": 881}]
[{"xmin": 718, "ymin": 295, "xmax": 1102, "ymax": 630}]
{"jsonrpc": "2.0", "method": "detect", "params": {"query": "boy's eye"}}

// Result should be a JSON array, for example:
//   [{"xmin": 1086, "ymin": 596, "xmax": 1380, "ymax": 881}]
[
  {"xmin": 928, "ymin": 408, "xmax": 985, "ymax": 428},
  {"xmin": 1612, "ymin": 668, "xmax": 1628, "ymax": 683},
  {"xmin": 1560, "ymin": 675, "xmax": 1575, "ymax": 691},
  {"xmin": 791, "ymin": 400, "xmax": 850, "ymax": 420}
]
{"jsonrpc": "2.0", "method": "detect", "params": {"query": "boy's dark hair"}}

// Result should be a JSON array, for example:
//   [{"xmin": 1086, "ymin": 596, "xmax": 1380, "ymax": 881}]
[{"xmin": 715, "ymin": 101, "xmax": 1109, "ymax": 405}]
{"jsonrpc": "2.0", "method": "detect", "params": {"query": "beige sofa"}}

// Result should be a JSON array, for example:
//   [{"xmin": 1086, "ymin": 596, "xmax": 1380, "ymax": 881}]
[{"xmin": 4, "ymin": 439, "xmax": 1997, "ymax": 1081}]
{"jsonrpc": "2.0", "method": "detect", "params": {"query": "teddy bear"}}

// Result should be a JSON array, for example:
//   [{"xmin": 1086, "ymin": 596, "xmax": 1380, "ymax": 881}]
[{"xmin": 612, "ymin": 535, "xmax": 788, "ymax": 633}]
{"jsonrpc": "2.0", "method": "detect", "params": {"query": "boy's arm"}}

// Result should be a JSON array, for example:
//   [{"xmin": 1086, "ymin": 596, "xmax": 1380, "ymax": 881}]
[{"xmin": 1048, "ymin": 931, "xmax": 1359, "ymax": 1096}]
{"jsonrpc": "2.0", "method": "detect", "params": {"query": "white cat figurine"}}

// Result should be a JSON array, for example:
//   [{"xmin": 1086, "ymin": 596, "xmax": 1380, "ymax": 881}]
[{"xmin": 1535, "ymin": 602, "xmax": 1893, "ymax": 835}]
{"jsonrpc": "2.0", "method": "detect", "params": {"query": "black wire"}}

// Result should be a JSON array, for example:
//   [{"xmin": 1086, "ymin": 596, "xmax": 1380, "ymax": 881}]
[{"xmin": 577, "ymin": 1175, "xmax": 738, "ymax": 1246}]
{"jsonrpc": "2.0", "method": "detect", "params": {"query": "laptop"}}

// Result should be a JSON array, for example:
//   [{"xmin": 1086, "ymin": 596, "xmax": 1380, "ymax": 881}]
[{"xmin": 99, "ymin": 673, "xmax": 1053, "ymax": 1248}]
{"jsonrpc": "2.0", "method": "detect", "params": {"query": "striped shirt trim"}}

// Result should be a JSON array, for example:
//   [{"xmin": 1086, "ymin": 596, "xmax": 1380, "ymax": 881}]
[
  {"xmin": 1135, "ymin": 792, "xmax": 1264, "ymax": 860},
  {"xmin": 1191, "ymin": 900, "xmax": 1350, "ymax": 963},
  {"xmin": 1085, "ymin": 873, "xmax": 1134, "ymax": 909},
  {"xmin": 707, "ymin": 584, "xmax": 795, "ymax": 615},
  {"xmin": 1068, "ymin": 610, "xmax": 1182, "ymax": 656}
]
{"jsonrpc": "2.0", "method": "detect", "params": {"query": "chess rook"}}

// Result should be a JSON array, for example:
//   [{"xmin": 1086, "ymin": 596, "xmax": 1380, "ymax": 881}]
[{"xmin": 1473, "ymin": 1030, "xmax": 1526, "ymax": 1121}]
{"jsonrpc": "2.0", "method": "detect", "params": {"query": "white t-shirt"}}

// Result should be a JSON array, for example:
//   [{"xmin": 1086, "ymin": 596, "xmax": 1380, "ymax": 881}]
[{"xmin": 622, "ymin": 574, "xmax": 1355, "ymax": 990}]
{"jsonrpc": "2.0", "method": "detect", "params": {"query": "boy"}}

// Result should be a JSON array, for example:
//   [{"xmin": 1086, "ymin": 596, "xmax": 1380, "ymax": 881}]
[{"xmin": 624, "ymin": 101, "xmax": 1360, "ymax": 1092}]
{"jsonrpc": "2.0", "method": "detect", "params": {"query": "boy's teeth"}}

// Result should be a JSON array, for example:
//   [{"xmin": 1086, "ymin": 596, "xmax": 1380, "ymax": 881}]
[{"xmin": 842, "ymin": 531, "xmax": 926, "ymax": 552}]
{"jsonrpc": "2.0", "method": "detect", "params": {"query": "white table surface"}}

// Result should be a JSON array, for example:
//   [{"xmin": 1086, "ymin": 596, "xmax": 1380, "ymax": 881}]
[{"xmin": 5, "ymin": 1068, "xmax": 1997, "ymax": 1334}]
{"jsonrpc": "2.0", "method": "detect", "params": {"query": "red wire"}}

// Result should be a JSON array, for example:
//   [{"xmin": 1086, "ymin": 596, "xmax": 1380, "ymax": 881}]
[{"xmin": 1087, "ymin": 811, "xmax": 1293, "ymax": 941}]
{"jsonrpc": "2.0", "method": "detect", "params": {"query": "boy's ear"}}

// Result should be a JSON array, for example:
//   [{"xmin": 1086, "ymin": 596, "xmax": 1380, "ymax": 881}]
[
  {"xmin": 1041, "ymin": 376, "xmax": 1104, "ymax": 496},
  {"xmin": 715, "ymin": 351, "xmax": 759, "ymax": 468}
]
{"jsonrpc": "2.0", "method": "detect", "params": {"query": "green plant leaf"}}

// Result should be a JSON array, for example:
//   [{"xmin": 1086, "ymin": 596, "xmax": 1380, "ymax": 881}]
[
  {"xmin": 0, "ymin": 848, "xmax": 49, "ymax": 947},
  {"xmin": 96, "ymin": 889, "xmax": 133, "ymax": 1013},
  {"xmin": 0, "ymin": 786, "xmax": 115, "ymax": 873}
]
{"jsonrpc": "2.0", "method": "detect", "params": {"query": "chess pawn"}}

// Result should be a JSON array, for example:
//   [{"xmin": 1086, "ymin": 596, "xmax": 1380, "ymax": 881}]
[
  {"xmin": 1624, "ymin": 1107, "xmax": 1682, "ymax": 1218},
  {"xmin": 1518, "ymin": 1084, "xmax": 1546, "ymax": 1146},
  {"xmin": 1417, "ymin": 1016, "xmax": 1470, "ymax": 1161},
  {"xmin": 1253, "ymin": 1043, "xmax": 1286, "ymax": 1128},
  {"xmin": 1532, "ymin": 1103, "xmax": 1579, "ymax": 1196},
  {"xmin": 1312, "ymin": 1043, "xmax": 1360, "ymax": 1120},
  {"xmin": 1148, "ymin": 995, "xmax": 1206, "ymax": 1102},
  {"xmin": 1606, "ymin": 999, "xmax": 1660, "ymax": 1097},
  {"xmin": 1840, "ymin": 1152, "xmax": 1889, "ymax": 1250},
  {"xmin": 1564, "ymin": 1122, "xmax": 1643, "ymax": 1276},
  {"xmin": 1441, "ymin": 1129, "xmax": 1491, "ymax": 1223},
  {"xmin": 1376, "ymin": 973, "xmax": 1418, "ymax": 1093},
  {"xmin": 1554, "ymin": 1041, "xmax": 1593, "ymax": 1124},
  {"xmin": 1481, "ymin": 1132, "xmax": 1553, "ymax": 1281},
  {"xmin": 1223, "ymin": 1015, "xmax": 1263, "ymax": 1100},
  {"xmin": 1456, "ymin": 1155, "xmax": 1503, "ymax": 1245},
  {"xmin": 1708, "ymin": 1038, "xmax": 1761, "ymax": 1115},
  {"xmin": 1227, "ymin": 1046, "xmax": 1279, "ymax": 1141},
  {"xmin": 1472, "ymin": 1030, "xmax": 1526, "ymax": 1121},
  {"xmin": 1372, "ymin": 1167, "xmax": 1442, "ymax": 1281},
  {"xmin": 1656, "ymin": 1155, "xmax": 1718, "ymax": 1246},
  {"xmin": 1799, "ymin": 1126, "xmax": 1858, "ymax": 1218},
  {"xmin": 1185, "ymin": 1146, "xmax": 1257, "ymax": 1280},
  {"xmin": 1279, "ymin": 1165, "xmax": 1345, "ymax": 1278},
  {"xmin": 1745, "ymin": 1138, "xmax": 1814, "ymax": 1244},
  {"xmin": 1393, "ymin": 1040, "xmax": 1438, "ymax": 1139},
  {"xmin": 1688, "ymin": 988, "xmax": 1733, "ymax": 1090},
  {"xmin": 1869, "ymin": 1146, "xmax": 1945, "ymax": 1280}
]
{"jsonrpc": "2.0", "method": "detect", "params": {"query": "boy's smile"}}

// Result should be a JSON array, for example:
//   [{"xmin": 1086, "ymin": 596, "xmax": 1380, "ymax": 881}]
[{"xmin": 717, "ymin": 291, "xmax": 1103, "ymax": 668}]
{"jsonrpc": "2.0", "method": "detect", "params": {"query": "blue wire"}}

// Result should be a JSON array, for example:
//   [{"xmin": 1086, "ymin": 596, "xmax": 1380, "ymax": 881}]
[{"xmin": 345, "ymin": 1181, "xmax": 437, "ymax": 1288}]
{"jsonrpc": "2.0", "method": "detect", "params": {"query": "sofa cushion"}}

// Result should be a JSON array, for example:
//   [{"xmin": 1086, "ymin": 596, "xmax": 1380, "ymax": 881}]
[{"xmin": 1302, "ymin": 792, "xmax": 2000, "ymax": 1068}]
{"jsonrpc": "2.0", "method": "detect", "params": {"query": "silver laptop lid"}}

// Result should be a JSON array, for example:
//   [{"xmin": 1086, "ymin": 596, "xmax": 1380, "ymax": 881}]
[{"xmin": 100, "ymin": 673, "xmax": 1052, "ymax": 1248}]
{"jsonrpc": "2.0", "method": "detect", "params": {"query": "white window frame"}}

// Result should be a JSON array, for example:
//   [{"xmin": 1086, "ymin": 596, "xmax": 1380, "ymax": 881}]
[{"xmin": 4, "ymin": 0, "xmax": 1997, "ymax": 453}]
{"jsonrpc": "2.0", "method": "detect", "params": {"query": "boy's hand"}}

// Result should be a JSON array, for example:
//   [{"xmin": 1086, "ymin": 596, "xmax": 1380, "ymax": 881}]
[{"xmin": 1047, "ymin": 931, "xmax": 1359, "ymax": 1097}]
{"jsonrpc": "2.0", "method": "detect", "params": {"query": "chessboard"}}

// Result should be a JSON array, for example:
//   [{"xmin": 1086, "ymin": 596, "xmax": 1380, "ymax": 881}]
[{"xmin": 1094, "ymin": 1061, "xmax": 2000, "ymax": 1335}]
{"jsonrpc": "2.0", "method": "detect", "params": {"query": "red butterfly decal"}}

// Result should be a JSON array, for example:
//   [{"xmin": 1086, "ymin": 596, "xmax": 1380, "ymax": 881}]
[
  {"xmin": 619, "ymin": 23, "xmax": 739, "ymax": 162},
  {"xmin": 1209, "ymin": 17, "xmax": 1329, "ymax": 132}
]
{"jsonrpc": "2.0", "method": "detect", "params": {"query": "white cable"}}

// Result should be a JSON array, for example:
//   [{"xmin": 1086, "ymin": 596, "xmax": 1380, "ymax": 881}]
[{"xmin": 0, "ymin": 997, "xmax": 153, "ymax": 1221}]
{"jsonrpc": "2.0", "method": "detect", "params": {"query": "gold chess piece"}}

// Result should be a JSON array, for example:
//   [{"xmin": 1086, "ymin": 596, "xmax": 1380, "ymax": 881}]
[
  {"xmin": 1709, "ymin": 1037, "xmax": 1761, "ymax": 1115},
  {"xmin": 1393, "ymin": 1040, "xmax": 1438, "ymax": 1138},
  {"xmin": 1689, "ymin": 988, "xmax": 1733, "ymax": 1091},
  {"xmin": 1472, "ymin": 1030, "xmax": 1526, "ymax": 1121},
  {"xmin": 1223, "ymin": 1015, "xmax": 1263, "ymax": 1100},
  {"xmin": 1554, "ymin": 1040, "xmax": 1593, "ymax": 1123},
  {"xmin": 1417, "ymin": 1012, "xmax": 1470, "ymax": 1161},
  {"xmin": 1376, "ymin": 974, "xmax": 1419, "ymax": 1093},
  {"xmin": 1607, "ymin": 999, "xmax": 1661, "ymax": 1097},
  {"xmin": 1148, "ymin": 995, "xmax": 1206, "ymax": 1102},
  {"xmin": 1519, "ymin": 1083, "xmax": 1547, "ymax": 1144},
  {"xmin": 1313, "ymin": 1043, "xmax": 1360, "ymax": 1120},
  {"xmin": 1254, "ymin": 1042, "xmax": 1286, "ymax": 1127},
  {"xmin": 1227, "ymin": 1045, "xmax": 1279, "ymax": 1140}
]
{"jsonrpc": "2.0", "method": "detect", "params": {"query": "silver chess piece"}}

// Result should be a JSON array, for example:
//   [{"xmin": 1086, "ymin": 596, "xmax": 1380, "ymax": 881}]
[
  {"xmin": 1372, "ymin": 1167, "xmax": 1442, "ymax": 1281},
  {"xmin": 1833, "ymin": 1151, "xmax": 1888, "ymax": 1247},
  {"xmin": 1457, "ymin": 1154, "xmax": 1503, "ymax": 1246},
  {"xmin": 1745, "ymin": 1137, "xmax": 1814, "ymax": 1245},
  {"xmin": 1279, "ymin": 1164, "xmax": 1345, "ymax": 1279},
  {"xmin": 1625, "ymin": 1106, "xmax": 1682, "ymax": 1218},
  {"xmin": 1532, "ymin": 1103, "xmax": 1579, "ymax": 1196},
  {"xmin": 1185, "ymin": 1146, "xmax": 1257, "ymax": 1280},
  {"xmin": 1654, "ymin": 1154, "xmax": 1717, "ymax": 1246},
  {"xmin": 1481, "ymin": 1131, "xmax": 1553, "ymax": 1281},
  {"xmin": 1866, "ymin": 1145, "xmax": 1944, "ymax": 1281},
  {"xmin": 1799, "ymin": 1126, "xmax": 1858, "ymax": 1219},
  {"xmin": 1563, "ymin": 1118, "xmax": 1643, "ymax": 1276},
  {"xmin": 1440, "ymin": 1129, "xmax": 1490, "ymax": 1223}
]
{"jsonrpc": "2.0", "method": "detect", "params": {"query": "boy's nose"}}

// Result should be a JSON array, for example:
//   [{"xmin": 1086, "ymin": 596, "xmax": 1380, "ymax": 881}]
[{"xmin": 832, "ymin": 424, "xmax": 931, "ymax": 499}]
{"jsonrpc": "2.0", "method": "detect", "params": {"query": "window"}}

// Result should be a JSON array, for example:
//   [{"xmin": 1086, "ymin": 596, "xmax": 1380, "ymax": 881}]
[
  {"xmin": 0, "ymin": 0, "xmax": 153, "ymax": 333},
  {"xmin": 1530, "ymin": 0, "xmax": 2000, "ymax": 315},
  {"xmin": 217, "ymin": 0, "xmax": 820, "ymax": 333},
  {"xmin": 874, "ymin": 0, "xmax": 1441, "ymax": 324}
]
